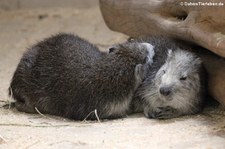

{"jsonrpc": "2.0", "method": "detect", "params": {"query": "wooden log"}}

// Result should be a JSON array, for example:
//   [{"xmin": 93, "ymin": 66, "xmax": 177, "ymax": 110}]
[
  {"xmin": 99, "ymin": 0, "xmax": 225, "ymax": 106},
  {"xmin": 99, "ymin": 0, "xmax": 225, "ymax": 58}
]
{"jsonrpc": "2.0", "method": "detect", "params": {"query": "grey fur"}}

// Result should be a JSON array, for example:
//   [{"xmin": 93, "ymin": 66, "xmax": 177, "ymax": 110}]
[
  {"xmin": 9, "ymin": 33, "xmax": 154, "ymax": 120},
  {"xmin": 131, "ymin": 37, "xmax": 206, "ymax": 119}
]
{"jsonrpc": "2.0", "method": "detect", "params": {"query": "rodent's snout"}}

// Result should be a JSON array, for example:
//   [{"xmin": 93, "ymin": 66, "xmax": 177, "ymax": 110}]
[
  {"xmin": 159, "ymin": 86, "xmax": 171, "ymax": 96},
  {"xmin": 141, "ymin": 43, "xmax": 154, "ymax": 64}
]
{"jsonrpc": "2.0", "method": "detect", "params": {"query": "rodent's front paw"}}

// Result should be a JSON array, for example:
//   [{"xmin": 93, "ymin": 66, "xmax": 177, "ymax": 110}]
[
  {"xmin": 141, "ymin": 43, "xmax": 155, "ymax": 64},
  {"xmin": 145, "ymin": 106, "xmax": 180, "ymax": 119}
]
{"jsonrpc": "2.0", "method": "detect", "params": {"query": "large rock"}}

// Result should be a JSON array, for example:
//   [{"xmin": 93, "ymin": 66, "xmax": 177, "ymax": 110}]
[{"xmin": 99, "ymin": 0, "xmax": 225, "ymax": 106}]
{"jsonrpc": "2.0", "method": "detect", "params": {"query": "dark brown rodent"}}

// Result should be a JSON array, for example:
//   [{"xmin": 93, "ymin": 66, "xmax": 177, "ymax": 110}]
[{"xmin": 9, "ymin": 33, "xmax": 153, "ymax": 120}]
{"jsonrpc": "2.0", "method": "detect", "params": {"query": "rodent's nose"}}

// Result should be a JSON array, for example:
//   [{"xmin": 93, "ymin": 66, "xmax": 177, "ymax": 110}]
[{"xmin": 159, "ymin": 87, "xmax": 171, "ymax": 96}]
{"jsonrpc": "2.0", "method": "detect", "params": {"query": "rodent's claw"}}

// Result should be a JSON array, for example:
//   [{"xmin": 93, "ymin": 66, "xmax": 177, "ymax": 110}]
[{"xmin": 147, "ymin": 106, "xmax": 179, "ymax": 119}]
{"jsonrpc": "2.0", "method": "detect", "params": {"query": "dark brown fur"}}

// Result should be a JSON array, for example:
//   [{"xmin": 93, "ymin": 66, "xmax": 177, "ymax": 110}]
[{"xmin": 9, "ymin": 33, "xmax": 152, "ymax": 120}]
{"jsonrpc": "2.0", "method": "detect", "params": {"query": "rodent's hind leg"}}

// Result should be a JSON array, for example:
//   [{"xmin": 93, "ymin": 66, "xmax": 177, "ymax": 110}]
[
  {"xmin": 147, "ymin": 106, "xmax": 182, "ymax": 119},
  {"xmin": 15, "ymin": 102, "xmax": 36, "ymax": 114}
]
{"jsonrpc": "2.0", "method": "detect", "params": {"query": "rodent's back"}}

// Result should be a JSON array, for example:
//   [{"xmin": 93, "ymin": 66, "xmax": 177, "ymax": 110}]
[
  {"xmin": 9, "ymin": 33, "xmax": 105, "ymax": 116},
  {"xmin": 10, "ymin": 34, "xmax": 104, "ymax": 92}
]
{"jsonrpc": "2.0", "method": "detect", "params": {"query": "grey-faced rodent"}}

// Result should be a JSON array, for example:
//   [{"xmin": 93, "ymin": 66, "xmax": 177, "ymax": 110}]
[
  {"xmin": 9, "ymin": 33, "xmax": 154, "ymax": 120},
  {"xmin": 130, "ymin": 37, "xmax": 206, "ymax": 119}
]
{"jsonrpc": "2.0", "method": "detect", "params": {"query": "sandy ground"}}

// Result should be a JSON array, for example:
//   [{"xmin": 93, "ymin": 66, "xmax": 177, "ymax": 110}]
[{"xmin": 0, "ymin": 6, "xmax": 225, "ymax": 149}]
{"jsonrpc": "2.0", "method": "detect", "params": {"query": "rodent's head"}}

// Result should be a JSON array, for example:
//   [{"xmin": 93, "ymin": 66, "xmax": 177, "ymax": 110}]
[
  {"xmin": 108, "ymin": 42, "xmax": 155, "ymax": 66},
  {"xmin": 108, "ymin": 42, "xmax": 155, "ymax": 90},
  {"xmin": 154, "ymin": 49, "xmax": 203, "ymax": 107}
]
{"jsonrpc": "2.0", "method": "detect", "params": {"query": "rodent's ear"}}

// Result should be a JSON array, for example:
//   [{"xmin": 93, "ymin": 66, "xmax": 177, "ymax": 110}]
[
  {"xmin": 196, "ymin": 57, "xmax": 202, "ymax": 64},
  {"xmin": 108, "ymin": 46, "xmax": 117, "ymax": 53},
  {"xmin": 193, "ymin": 57, "xmax": 202, "ymax": 67}
]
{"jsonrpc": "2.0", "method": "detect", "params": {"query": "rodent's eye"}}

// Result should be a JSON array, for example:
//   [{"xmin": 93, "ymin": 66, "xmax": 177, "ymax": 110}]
[
  {"xmin": 180, "ymin": 76, "xmax": 187, "ymax": 81},
  {"xmin": 109, "ymin": 47, "xmax": 116, "ymax": 53},
  {"xmin": 162, "ymin": 70, "xmax": 166, "ymax": 74}
]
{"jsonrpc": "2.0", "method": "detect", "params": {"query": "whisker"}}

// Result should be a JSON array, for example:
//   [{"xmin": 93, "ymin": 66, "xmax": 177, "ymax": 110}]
[{"xmin": 175, "ymin": 94, "xmax": 198, "ymax": 112}]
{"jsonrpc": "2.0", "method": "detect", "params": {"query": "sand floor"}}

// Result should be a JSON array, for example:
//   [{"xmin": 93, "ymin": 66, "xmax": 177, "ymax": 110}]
[{"xmin": 0, "ymin": 6, "xmax": 225, "ymax": 149}]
